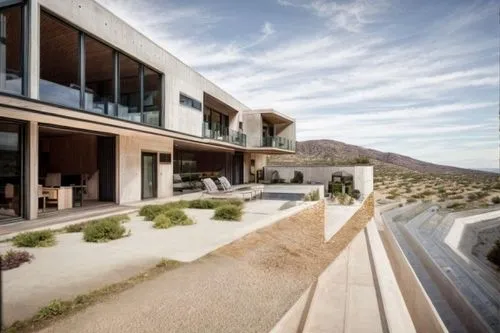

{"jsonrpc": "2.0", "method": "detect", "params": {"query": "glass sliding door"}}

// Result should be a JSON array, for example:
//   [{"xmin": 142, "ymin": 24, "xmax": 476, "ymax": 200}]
[
  {"xmin": 0, "ymin": 120, "xmax": 23, "ymax": 222},
  {"xmin": 141, "ymin": 152, "xmax": 157, "ymax": 199}
]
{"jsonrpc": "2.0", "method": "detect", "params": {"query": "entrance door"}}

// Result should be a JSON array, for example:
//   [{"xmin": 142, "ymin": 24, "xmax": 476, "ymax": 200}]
[
  {"xmin": 232, "ymin": 152, "xmax": 244, "ymax": 185},
  {"xmin": 141, "ymin": 152, "xmax": 157, "ymax": 199},
  {"xmin": 97, "ymin": 136, "xmax": 116, "ymax": 202}
]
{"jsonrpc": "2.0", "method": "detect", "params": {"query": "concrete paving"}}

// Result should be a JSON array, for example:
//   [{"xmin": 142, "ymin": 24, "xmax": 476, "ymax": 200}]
[
  {"xmin": 1, "ymin": 200, "xmax": 308, "ymax": 325},
  {"xmin": 303, "ymin": 231, "xmax": 384, "ymax": 333}
]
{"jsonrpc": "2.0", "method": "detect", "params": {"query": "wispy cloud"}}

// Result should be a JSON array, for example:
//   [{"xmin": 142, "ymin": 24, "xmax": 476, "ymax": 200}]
[{"xmin": 96, "ymin": 0, "xmax": 498, "ymax": 168}]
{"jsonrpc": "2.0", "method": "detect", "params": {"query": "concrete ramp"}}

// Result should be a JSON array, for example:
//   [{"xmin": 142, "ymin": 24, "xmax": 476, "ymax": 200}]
[{"xmin": 270, "ymin": 219, "xmax": 415, "ymax": 333}]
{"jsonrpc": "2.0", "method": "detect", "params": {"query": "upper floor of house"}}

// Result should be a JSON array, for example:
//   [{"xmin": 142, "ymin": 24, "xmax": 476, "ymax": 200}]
[{"xmin": 0, "ymin": 0, "xmax": 296, "ymax": 152}]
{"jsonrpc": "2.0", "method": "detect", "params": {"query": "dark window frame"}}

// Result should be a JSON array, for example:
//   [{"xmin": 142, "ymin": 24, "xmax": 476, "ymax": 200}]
[{"xmin": 39, "ymin": 9, "xmax": 164, "ymax": 128}]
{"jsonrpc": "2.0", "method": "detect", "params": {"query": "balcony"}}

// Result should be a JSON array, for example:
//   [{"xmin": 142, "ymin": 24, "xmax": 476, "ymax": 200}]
[
  {"xmin": 202, "ymin": 122, "xmax": 247, "ymax": 147},
  {"xmin": 262, "ymin": 136, "xmax": 296, "ymax": 151}
]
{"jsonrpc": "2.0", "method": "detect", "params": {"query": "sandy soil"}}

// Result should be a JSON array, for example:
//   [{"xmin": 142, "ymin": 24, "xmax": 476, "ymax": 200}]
[{"xmin": 36, "ymin": 196, "xmax": 374, "ymax": 333}]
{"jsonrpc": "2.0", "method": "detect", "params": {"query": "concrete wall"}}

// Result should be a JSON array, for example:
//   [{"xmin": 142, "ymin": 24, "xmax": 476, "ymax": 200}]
[
  {"xmin": 34, "ymin": 0, "xmax": 251, "ymax": 137},
  {"xmin": 243, "ymin": 152, "xmax": 267, "ymax": 183},
  {"xmin": 242, "ymin": 113, "xmax": 262, "ymax": 148},
  {"xmin": 275, "ymin": 122, "xmax": 295, "ymax": 141},
  {"xmin": 379, "ymin": 218, "xmax": 447, "ymax": 333},
  {"xmin": 264, "ymin": 166, "xmax": 373, "ymax": 199},
  {"xmin": 117, "ymin": 134, "xmax": 173, "ymax": 204}
]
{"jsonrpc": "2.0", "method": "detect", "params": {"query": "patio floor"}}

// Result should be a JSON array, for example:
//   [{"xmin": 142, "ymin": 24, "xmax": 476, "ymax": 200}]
[{"xmin": 1, "ymin": 199, "xmax": 311, "ymax": 325}]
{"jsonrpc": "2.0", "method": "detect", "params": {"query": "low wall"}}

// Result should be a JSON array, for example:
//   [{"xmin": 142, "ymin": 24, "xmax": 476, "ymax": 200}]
[
  {"xmin": 264, "ymin": 165, "xmax": 373, "ymax": 199},
  {"xmin": 379, "ymin": 216, "xmax": 447, "ymax": 333}
]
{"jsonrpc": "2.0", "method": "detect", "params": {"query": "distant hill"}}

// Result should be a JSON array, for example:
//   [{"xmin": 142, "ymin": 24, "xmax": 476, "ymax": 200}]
[{"xmin": 269, "ymin": 139, "xmax": 496, "ymax": 176}]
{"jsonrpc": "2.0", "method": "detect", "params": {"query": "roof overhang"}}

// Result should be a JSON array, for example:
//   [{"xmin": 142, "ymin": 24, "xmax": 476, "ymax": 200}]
[{"xmin": 246, "ymin": 108, "xmax": 294, "ymax": 125}]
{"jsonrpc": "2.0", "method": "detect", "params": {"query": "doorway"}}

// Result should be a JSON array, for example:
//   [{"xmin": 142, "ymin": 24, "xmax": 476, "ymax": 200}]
[{"xmin": 141, "ymin": 152, "xmax": 157, "ymax": 199}]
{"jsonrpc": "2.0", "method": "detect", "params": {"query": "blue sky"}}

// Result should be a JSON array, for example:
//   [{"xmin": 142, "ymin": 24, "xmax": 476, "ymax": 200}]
[{"xmin": 97, "ymin": 0, "xmax": 499, "ymax": 169}]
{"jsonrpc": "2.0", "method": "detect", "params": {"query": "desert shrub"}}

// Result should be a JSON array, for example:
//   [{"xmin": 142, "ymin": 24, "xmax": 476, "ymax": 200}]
[
  {"xmin": 304, "ymin": 193, "xmax": 311, "ymax": 201},
  {"xmin": 188, "ymin": 199, "xmax": 219, "ymax": 209},
  {"xmin": 491, "ymin": 196, "xmax": 500, "ymax": 204},
  {"xmin": 1, "ymin": 250, "xmax": 34, "ymax": 270},
  {"xmin": 139, "ymin": 205, "xmax": 165, "ymax": 221},
  {"xmin": 354, "ymin": 156, "xmax": 370, "ymax": 164},
  {"xmin": 405, "ymin": 187, "xmax": 412, "ymax": 193},
  {"xmin": 153, "ymin": 214, "xmax": 172, "ymax": 229},
  {"xmin": 13, "ymin": 230, "xmax": 56, "ymax": 248},
  {"xmin": 163, "ymin": 209, "xmax": 194, "ymax": 225},
  {"xmin": 446, "ymin": 202, "xmax": 465, "ymax": 210},
  {"xmin": 386, "ymin": 195, "xmax": 396, "ymax": 200},
  {"xmin": 348, "ymin": 196, "xmax": 355, "ymax": 205},
  {"xmin": 37, "ymin": 299, "xmax": 70, "ymax": 320},
  {"xmin": 406, "ymin": 197, "xmax": 417, "ymax": 203},
  {"xmin": 487, "ymin": 240, "xmax": 500, "ymax": 268},
  {"xmin": 351, "ymin": 189, "xmax": 361, "ymax": 200},
  {"xmin": 421, "ymin": 190, "xmax": 435, "ymax": 197},
  {"xmin": 310, "ymin": 189, "xmax": 320, "ymax": 201},
  {"xmin": 83, "ymin": 219, "xmax": 127, "ymax": 242},
  {"xmin": 449, "ymin": 195, "xmax": 464, "ymax": 200},
  {"xmin": 213, "ymin": 204, "xmax": 243, "ymax": 221},
  {"xmin": 290, "ymin": 171, "xmax": 304, "ymax": 184},
  {"xmin": 64, "ymin": 222, "xmax": 88, "ymax": 233}
]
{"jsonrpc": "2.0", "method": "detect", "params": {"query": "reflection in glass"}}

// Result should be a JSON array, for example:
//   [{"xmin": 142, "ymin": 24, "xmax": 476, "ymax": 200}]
[
  {"xmin": 143, "ymin": 66, "xmax": 161, "ymax": 126},
  {"xmin": 0, "ymin": 5, "xmax": 23, "ymax": 94},
  {"xmin": 118, "ymin": 54, "xmax": 140, "ymax": 123},
  {"xmin": 85, "ymin": 36, "xmax": 114, "ymax": 115},
  {"xmin": 39, "ymin": 12, "xmax": 81, "ymax": 108}
]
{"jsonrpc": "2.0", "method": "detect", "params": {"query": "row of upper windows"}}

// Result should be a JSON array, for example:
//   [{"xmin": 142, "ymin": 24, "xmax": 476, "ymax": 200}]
[
  {"xmin": 0, "ymin": 2, "xmax": 238, "ymax": 130},
  {"xmin": 0, "ymin": 3, "xmax": 163, "ymax": 126}
]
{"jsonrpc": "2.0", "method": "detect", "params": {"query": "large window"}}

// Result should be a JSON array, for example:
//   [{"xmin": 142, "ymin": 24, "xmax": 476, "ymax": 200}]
[
  {"xmin": 0, "ymin": 1, "xmax": 24, "ymax": 95},
  {"xmin": 38, "ymin": 11, "xmax": 163, "ymax": 127},
  {"xmin": 143, "ymin": 67, "xmax": 161, "ymax": 126},
  {"xmin": 118, "ymin": 53, "xmax": 140, "ymax": 122},
  {"xmin": 40, "ymin": 12, "xmax": 80, "ymax": 108},
  {"xmin": 85, "ymin": 36, "xmax": 114, "ymax": 115}
]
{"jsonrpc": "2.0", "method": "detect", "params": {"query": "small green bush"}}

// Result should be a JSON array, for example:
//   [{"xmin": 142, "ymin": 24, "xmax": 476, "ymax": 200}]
[
  {"xmin": 163, "ymin": 209, "xmax": 194, "ymax": 225},
  {"xmin": 83, "ymin": 219, "xmax": 127, "ymax": 242},
  {"xmin": 64, "ymin": 222, "xmax": 87, "ymax": 233},
  {"xmin": 188, "ymin": 199, "xmax": 218, "ymax": 209},
  {"xmin": 1, "ymin": 250, "xmax": 34, "ymax": 270},
  {"xmin": 139, "ymin": 205, "xmax": 165, "ymax": 220},
  {"xmin": 213, "ymin": 204, "xmax": 243, "ymax": 221},
  {"xmin": 491, "ymin": 196, "xmax": 500, "ymax": 204},
  {"xmin": 36, "ymin": 299, "xmax": 70, "ymax": 320},
  {"xmin": 310, "ymin": 189, "xmax": 320, "ymax": 201},
  {"xmin": 487, "ymin": 240, "xmax": 500, "ymax": 268},
  {"xmin": 13, "ymin": 230, "xmax": 56, "ymax": 248},
  {"xmin": 153, "ymin": 214, "xmax": 172, "ymax": 229}
]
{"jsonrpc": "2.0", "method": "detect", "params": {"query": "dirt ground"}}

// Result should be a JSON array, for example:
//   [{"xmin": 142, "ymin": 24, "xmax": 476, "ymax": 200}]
[{"xmin": 35, "ymin": 196, "xmax": 374, "ymax": 333}]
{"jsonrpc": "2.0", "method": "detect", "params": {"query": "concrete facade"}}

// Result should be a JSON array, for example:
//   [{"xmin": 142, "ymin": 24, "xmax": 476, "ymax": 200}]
[
  {"xmin": 0, "ymin": 0, "xmax": 296, "ymax": 221},
  {"xmin": 263, "ymin": 166, "xmax": 374, "ymax": 198}
]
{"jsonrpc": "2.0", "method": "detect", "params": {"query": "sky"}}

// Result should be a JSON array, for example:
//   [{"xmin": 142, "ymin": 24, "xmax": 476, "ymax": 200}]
[{"xmin": 96, "ymin": 0, "xmax": 499, "ymax": 169}]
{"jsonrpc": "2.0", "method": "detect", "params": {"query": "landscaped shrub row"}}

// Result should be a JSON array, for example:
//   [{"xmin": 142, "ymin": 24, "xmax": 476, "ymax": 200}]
[
  {"xmin": 1, "ymin": 250, "xmax": 34, "ymax": 270},
  {"xmin": 140, "ymin": 199, "xmax": 244, "ymax": 221}
]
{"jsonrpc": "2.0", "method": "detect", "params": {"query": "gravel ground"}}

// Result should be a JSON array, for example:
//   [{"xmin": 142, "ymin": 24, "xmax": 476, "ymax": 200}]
[{"xmin": 36, "ymin": 195, "xmax": 374, "ymax": 333}]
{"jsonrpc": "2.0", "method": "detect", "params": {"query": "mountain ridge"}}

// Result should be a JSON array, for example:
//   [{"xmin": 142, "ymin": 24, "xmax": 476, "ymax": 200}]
[{"xmin": 269, "ymin": 139, "xmax": 496, "ymax": 176}]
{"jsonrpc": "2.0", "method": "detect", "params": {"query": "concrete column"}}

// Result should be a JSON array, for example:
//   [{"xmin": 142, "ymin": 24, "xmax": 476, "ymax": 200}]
[
  {"xmin": 28, "ymin": 0, "xmax": 39, "ymax": 99},
  {"xmin": 26, "ymin": 121, "xmax": 38, "ymax": 220},
  {"xmin": 115, "ymin": 135, "xmax": 121, "ymax": 204}
]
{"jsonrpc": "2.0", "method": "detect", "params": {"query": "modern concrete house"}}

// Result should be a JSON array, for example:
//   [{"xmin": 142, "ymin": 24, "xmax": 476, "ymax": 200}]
[{"xmin": 0, "ymin": 0, "xmax": 296, "ymax": 222}]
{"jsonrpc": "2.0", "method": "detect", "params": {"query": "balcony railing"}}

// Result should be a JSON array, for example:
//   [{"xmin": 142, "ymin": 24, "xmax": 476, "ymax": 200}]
[
  {"xmin": 262, "ymin": 136, "xmax": 296, "ymax": 151},
  {"xmin": 202, "ymin": 122, "xmax": 247, "ymax": 147}
]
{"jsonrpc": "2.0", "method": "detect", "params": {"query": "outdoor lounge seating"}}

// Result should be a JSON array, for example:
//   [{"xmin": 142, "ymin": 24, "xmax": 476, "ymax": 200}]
[
  {"xmin": 218, "ymin": 176, "xmax": 264, "ymax": 199},
  {"xmin": 201, "ymin": 178, "xmax": 254, "ymax": 200}
]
